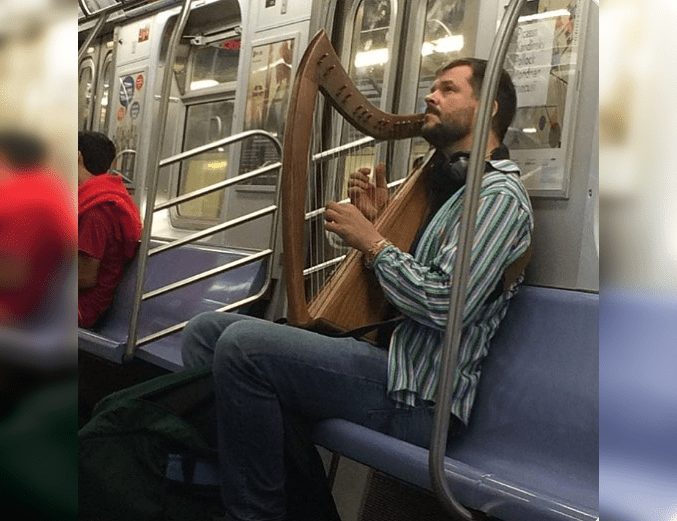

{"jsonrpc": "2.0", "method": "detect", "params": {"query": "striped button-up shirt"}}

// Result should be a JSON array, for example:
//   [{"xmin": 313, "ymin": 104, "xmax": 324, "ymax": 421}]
[{"xmin": 372, "ymin": 159, "xmax": 533, "ymax": 425}]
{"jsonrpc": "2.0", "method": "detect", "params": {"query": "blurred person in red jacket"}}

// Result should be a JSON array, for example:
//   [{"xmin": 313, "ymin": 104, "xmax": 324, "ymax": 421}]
[
  {"xmin": 77, "ymin": 131, "xmax": 141, "ymax": 328},
  {"xmin": 0, "ymin": 131, "xmax": 76, "ymax": 326}
]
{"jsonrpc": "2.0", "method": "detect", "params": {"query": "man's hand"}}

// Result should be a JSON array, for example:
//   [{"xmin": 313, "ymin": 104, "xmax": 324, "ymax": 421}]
[
  {"xmin": 347, "ymin": 163, "xmax": 388, "ymax": 222},
  {"xmin": 324, "ymin": 201, "xmax": 384, "ymax": 253},
  {"xmin": 78, "ymin": 253, "xmax": 100, "ymax": 289}
]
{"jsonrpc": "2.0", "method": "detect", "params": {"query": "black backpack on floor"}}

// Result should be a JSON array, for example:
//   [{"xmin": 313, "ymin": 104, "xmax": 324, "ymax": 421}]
[
  {"xmin": 79, "ymin": 367, "xmax": 341, "ymax": 521},
  {"xmin": 79, "ymin": 367, "xmax": 224, "ymax": 521}
]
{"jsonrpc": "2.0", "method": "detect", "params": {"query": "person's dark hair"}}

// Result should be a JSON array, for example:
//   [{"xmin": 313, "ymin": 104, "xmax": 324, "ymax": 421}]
[
  {"xmin": 0, "ymin": 130, "xmax": 47, "ymax": 170},
  {"xmin": 78, "ymin": 131, "xmax": 116, "ymax": 175},
  {"xmin": 437, "ymin": 58, "xmax": 517, "ymax": 141}
]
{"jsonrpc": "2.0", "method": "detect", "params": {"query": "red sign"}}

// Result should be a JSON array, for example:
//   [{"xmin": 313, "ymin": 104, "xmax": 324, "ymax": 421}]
[
  {"xmin": 221, "ymin": 38, "xmax": 241, "ymax": 50},
  {"xmin": 138, "ymin": 26, "xmax": 149, "ymax": 42},
  {"xmin": 135, "ymin": 74, "xmax": 144, "ymax": 91}
]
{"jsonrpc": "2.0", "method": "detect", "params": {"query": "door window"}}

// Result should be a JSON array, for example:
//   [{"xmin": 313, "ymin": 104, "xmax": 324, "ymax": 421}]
[
  {"xmin": 177, "ymin": 100, "xmax": 234, "ymax": 219},
  {"xmin": 79, "ymin": 62, "xmax": 95, "ymax": 130}
]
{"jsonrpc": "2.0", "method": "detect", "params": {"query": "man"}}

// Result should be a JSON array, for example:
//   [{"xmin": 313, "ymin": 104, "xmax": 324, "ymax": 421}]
[
  {"xmin": 181, "ymin": 58, "xmax": 533, "ymax": 521},
  {"xmin": 78, "ymin": 131, "xmax": 141, "ymax": 328},
  {"xmin": 0, "ymin": 131, "xmax": 76, "ymax": 326}
]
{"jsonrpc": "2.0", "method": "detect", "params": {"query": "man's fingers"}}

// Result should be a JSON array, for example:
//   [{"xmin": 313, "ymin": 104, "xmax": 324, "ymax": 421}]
[
  {"xmin": 374, "ymin": 162, "xmax": 387, "ymax": 188},
  {"xmin": 348, "ymin": 171, "xmax": 370, "ymax": 187}
]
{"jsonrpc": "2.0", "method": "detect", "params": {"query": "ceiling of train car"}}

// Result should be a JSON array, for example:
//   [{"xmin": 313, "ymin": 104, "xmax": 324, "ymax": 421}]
[{"xmin": 78, "ymin": 0, "xmax": 117, "ymax": 18}]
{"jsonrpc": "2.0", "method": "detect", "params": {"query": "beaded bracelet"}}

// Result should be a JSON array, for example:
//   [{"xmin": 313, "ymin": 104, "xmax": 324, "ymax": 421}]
[{"xmin": 363, "ymin": 238, "xmax": 393, "ymax": 268}]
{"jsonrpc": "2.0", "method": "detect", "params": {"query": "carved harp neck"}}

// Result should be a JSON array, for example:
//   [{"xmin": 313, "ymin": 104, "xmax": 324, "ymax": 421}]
[{"xmin": 282, "ymin": 29, "xmax": 424, "ymax": 327}]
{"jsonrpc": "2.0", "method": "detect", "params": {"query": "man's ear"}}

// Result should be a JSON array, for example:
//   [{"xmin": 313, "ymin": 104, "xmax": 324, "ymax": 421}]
[{"xmin": 492, "ymin": 100, "xmax": 499, "ymax": 118}]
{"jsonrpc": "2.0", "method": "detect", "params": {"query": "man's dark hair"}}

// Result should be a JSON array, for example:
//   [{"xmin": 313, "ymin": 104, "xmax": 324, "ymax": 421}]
[
  {"xmin": 0, "ymin": 130, "xmax": 47, "ymax": 170},
  {"xmin": 437, "ymin": 58, "xmax": 517, "ymax": 141},
  {"xmin": 78, "ymin": 131, "xmax": 116, "ymax": 175}
]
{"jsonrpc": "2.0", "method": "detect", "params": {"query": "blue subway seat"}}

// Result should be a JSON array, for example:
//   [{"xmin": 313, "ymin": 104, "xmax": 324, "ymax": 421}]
[
  {"xmin": 599, "ymin": 291, "xmax": 677, "ymax": 521},
  {"xmin": 165, "ymin": 286, "xmax": 599, "ymax": 521},
  {"xmin": 313, "ymin": 286, "xmax": 599, "ymax": 521},
  {"xmin": 78, "ymin": 241, "xmax": 267, "ymax": 371}
]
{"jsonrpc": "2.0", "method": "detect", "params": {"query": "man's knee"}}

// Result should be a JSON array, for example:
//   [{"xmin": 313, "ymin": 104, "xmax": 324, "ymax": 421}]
[
  {"xmin": 181, "ymin": 311, "xmax": 222, "ymax": 368},
  {"xmin": 212, "ymin": 320, "xmax": 274, "ymax": 378}
]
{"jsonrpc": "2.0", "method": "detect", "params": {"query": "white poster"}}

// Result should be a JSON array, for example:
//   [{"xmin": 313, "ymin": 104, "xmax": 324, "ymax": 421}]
[{"xmin": 511, "ymin": 19, "xmax": 556, "ymax": 108}]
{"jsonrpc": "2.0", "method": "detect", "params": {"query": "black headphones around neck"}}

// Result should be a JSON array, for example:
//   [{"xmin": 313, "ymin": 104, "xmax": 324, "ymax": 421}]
[{"xmin": 440, "ymin": 144, "xmax": 512, "ymax": 184}]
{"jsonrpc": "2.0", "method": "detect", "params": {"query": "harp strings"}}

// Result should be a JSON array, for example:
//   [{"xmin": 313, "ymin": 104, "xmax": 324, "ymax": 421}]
[{"xmin": 304, "ymin": 122, "xmax": 381, "ymax": 298}]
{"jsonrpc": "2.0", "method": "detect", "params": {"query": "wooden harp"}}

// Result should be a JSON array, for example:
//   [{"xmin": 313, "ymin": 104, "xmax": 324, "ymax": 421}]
[{"xmin": 281, "ymin": 30, "xmax": 429, "ymax": 333}]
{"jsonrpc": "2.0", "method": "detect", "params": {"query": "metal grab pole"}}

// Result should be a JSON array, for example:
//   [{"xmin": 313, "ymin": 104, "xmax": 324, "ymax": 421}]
[
  {"xmin": 125, "ymin": 0, "xmax": 193, "ymax": 361},
  {"xmin": 428, "ymin": 0, "xmax": 527, "ymax": 518},
  {"xmin": 78, "ymin": 12, "xmax": 108, "ymax": 63}
]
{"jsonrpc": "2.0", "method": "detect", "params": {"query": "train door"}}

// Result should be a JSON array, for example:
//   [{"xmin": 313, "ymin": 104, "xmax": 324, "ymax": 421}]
[
  {"xmin": 135, "ymin": 0, "xmax": 245, "ymax": 243},
  {"xmin": 78, "ymin": 47, "xmax": 97, "ymax": 131},
  {"xmin": 168, "ymin": 24, "xmax": 242, "ymax": 231},
  {"xmin": 92, "ymin": 39, "xmax": 116, "ymax": 134}
]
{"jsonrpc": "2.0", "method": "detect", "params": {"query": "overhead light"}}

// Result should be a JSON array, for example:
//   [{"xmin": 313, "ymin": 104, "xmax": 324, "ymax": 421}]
[
  {"xmin": 522, "ymin": 127, "xmax": 538, "ymax": 134},
  {"xmin": 207, "ymin": 160, "xmax": 227, "ymax": 171},
  {"xmin": 421, "ymin": 35, "xmax": 465, "ymax": 56},
  {"xmin": 354, "ymin": 48, "xmax": 389, "ymax": 68},
  {"xmin": 254, "ymin": 58, "xmax": 291, "ymax": 73},
  {"xmin": 190, "ymin": 79, "xmax": 219, "ymax": 90},
  {"xmin": 518, "ymin": 9, "xmax": 570, "ymax": 23}
]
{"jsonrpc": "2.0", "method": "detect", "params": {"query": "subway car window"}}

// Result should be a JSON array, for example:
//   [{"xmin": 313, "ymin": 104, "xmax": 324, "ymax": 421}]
[
  {"xmin": 78, "ymin": 62, "xmax": 94, "ymax": 131},
  {"xmin": 177, "ymin": 100, "xmax": 234, "ymax": 219},
  {"xmin": 96, "ymin": 54, "xmax": 113, "ymax": 132},
  {"xmin": 333, "ymin": 0, "xmax": 395, "ymax": 201},
  {"xmin": 189, "ymin": 40, "xmax": 240, "ymax": 91},
  {"xmin": 409, "ymin": 0, "xmax": 470, "ymax": 163},
  {"xmin": 173, "ymin": 36, "xmax": 240, "ymax": 222}
]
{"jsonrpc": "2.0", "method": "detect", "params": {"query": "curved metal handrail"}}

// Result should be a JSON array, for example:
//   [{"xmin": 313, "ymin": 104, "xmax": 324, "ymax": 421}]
[
  {"xmin": 428, "ymin": 0, "xmax": 527, "ymax": 519},
  {"xmin": 110, "ymin": 149, "xmax": 137, "ymax": 184}
]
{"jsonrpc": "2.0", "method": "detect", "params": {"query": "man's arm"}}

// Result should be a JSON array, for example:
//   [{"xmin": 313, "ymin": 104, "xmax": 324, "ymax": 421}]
[
  {"xmin": 78, "ymin": 252, "xmax": 100, "ymax": 289},
  {"xmin": 372, "ymin": 191, "xmax": 532, "ymax": 330}
]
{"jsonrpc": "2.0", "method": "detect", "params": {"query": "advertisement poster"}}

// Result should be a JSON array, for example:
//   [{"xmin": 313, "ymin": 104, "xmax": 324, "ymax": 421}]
[
  {"xmin": 503, "ymin": 0, "xmax": 583, "ymax": 197},
  {"xmin": 240, "ymin": 38, "xmax": 295, "ymax": 185},
  {"xmin": 244, "ymin": 38, "xmax": 294, "ymax": 138}
]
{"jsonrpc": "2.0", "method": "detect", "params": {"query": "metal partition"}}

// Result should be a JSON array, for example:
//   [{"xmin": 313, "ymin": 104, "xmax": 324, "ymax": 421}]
[
  {"xmin": 428, "ymin": 0, "xmax": 527, "ymax": 519},
  {"xmin": 124, "ymin": 130, "xmax": 281, "ymax": 358}
]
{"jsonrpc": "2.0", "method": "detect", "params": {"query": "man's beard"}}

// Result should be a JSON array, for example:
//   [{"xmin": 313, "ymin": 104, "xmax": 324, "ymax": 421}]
[{"xmin": 421, "ymin": 110, "xmax": 473, "ymax": 149}]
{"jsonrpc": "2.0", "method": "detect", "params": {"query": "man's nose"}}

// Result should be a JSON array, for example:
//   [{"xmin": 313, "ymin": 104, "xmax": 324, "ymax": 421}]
[{"xmin": 424, "ymin": 92, "xmax": 438, "ymax": 106}]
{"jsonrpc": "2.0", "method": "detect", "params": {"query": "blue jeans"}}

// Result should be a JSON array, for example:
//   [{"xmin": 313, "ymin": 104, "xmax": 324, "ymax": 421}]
[{"xmin": 182, "ymin": 312, "xmax": 438, "ymax": 521}]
